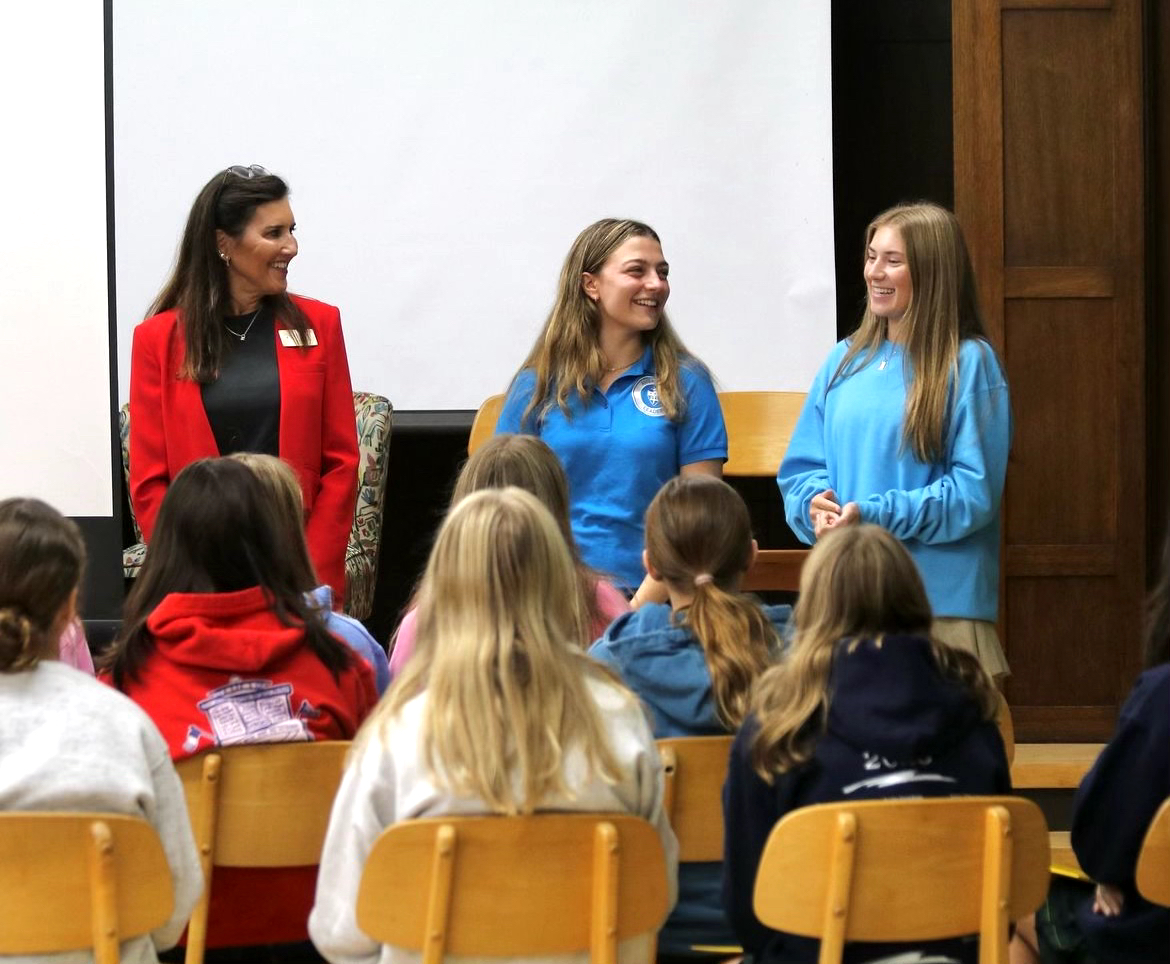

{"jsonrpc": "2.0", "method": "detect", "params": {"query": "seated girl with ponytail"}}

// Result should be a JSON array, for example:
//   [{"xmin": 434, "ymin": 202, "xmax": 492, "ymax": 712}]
[
  {"xmin": 310, "ymin": 488, "xmax": 676, "ymax": 964},
  {"xmin": 589, "ymin": 474, "xmax": 789, "ymax": 954},
  {"xmin": 0, "ymin": 497, "xmax": 202, "ymax": 964},
  {"xmin": 722, "ymin": 524, "xmax": 1008, "ymax": 964}
]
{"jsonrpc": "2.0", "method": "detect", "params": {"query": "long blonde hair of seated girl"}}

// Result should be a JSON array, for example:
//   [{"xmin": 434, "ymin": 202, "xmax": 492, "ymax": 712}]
[
  {"xmin": 362, "ymin": 487, "xmax": 627, "ymax": 813},
  {"xmin": 750, "ymin": 524, "xmax": 998, "ymax": 780}
]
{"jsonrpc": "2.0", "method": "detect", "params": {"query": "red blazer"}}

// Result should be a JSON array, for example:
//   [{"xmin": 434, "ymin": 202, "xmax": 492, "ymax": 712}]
[{"xmin": 128, "ymin": 295, "xmax": 359, "ymax": 599}]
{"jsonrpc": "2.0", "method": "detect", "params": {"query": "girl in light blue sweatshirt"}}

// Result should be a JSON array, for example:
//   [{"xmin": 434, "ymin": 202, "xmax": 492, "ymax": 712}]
[{"xmin": 779, "ymin": 202, "xmax": 1011, "ymax": 681}]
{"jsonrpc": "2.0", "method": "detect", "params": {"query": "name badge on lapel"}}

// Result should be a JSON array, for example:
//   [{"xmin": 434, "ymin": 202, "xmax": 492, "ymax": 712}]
[{"xmin": 279, "ymin": 329, "xmax": 318, "ymax": 347}]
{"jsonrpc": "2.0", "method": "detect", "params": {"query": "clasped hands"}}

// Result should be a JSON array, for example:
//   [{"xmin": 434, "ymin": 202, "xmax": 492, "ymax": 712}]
[{"xmin": 810, "ymin": 489, "xmax": 860, "ymax": 540}]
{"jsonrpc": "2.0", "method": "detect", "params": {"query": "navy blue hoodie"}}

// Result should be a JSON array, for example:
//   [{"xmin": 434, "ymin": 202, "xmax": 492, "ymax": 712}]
[
  {"xmin": 722, "ymin": 634, "xmax": 1010, "ymax": 964},
  {"xmin": 1071, "ymin": 663, "xmax": 1170, "ymax": 963},
  {"xmin": 589, "ymin": 600, "xmax": 790, "ymax": 953}
]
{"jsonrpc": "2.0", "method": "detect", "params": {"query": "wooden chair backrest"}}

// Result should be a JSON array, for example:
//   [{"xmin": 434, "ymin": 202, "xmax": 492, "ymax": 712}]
[
  {"xmin": 717, "ymin": 390, "xmax": 810, "ymax": 592},
  {"xmin": 0, "ymin": 813, "xmax": 173, "ymax": 964},
  {"xmin": 1136, "ymin": 796, "xmax": 1170, "ymax": 906},
  {"xmin": 176, "ymin": 741, "xmax": 351, "ymax": 964},
  {"xmin": 718, "ymin": 391, "xmax": 808, "ymax": 478},
  {"xmin": 469, "ymin": 394, "xmax": 506, "ymax": 455},
  {"xmin": 753, "ymin": 796, "xmax": 1050, "ymax": 964},
  {"xmin": 356, "ymin": 814, "xmax": 669, "ymax": 964},
  {"xmin": 658, "ymin": 736, "xmax": 734, "ymax": 863}
]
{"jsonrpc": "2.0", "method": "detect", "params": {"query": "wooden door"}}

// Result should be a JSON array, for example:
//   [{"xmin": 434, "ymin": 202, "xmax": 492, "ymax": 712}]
[{"xmin": 953, "ymin": 0, "xmax": 1146, "ymax": 740}]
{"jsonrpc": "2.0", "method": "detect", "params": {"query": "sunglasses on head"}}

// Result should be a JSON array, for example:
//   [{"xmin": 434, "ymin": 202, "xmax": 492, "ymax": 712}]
[{"xmin": 219, "ymin": 164, "xmax": 270, "ymax": 189}]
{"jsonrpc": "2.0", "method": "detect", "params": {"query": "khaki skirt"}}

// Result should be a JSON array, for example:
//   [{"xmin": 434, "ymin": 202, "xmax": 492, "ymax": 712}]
[{"xmin": 932, "ymin": 618, "xmax": 1010, "ymax": 680}]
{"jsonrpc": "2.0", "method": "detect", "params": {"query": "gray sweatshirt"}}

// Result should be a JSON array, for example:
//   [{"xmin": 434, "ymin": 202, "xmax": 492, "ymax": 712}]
[{"xmin": 0, "ymin": 660, "xmax": 203, "ymax": 964}]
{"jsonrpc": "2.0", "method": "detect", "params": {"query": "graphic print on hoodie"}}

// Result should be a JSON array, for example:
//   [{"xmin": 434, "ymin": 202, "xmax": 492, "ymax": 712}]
[{"xmin": 722, "ymin": 635, "xmax": 1011, "ymax": 964}]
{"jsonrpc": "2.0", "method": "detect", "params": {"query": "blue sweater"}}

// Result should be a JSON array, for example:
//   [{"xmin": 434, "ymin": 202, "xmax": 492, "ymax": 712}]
[
  {"xmin": 722, "ymin": 636, "xmax": 1010, "ymax": 964},
  {"xmin": 1071, "ymin": 663, "xmax": 1170, "ymax": 962},
  {"xmin": 779, "ymin": 338, "xmax": 1011, "ymax": 621},
  {"xmin": 590, "ymin": 601, "xmax": 790, "ymax": 953}
]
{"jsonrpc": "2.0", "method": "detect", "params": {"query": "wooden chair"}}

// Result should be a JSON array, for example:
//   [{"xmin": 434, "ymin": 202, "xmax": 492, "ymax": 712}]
[
  {"xmin": 0, "ymin": 813, "xmax": 174, "ymax": 964},
  {"xmin": 659, "ymin": 735, "xmax": 741, "ymax": 955},
  {"xmin": 659, "ymin": 735, "xmax": 733, "ymax": 864},
  {"xmin": 1136, "ymin": 796, "xmax": 1170, "ymax": 906},
  {"xmin": 356, "ymin": 813, "xmax": 669, "ymax": 964},
  {"xmin": 718, "ymin": 391, "xmax": 810, "ymax": 592},
  {"xmin": 176, "ymin": 741, "xmax": 351, "ymax": 964},
  {"xmin": 468, "ymin": 393, "xmax": 505, "ymax": 455},
  {"xmin": 753, "ymin": 796, "xmax": 1050, "ymax": 964}
]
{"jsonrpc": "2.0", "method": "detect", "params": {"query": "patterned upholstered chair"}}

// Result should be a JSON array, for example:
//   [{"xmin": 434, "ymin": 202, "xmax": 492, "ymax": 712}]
[{"xmin": 119, "ymin": 392, "xmax": 392, "ymax": 620}]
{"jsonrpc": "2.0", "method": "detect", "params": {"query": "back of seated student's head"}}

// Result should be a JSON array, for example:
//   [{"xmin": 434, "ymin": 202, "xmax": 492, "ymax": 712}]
[
  {"xmin": 451, "ymin": 433, "xmax": 602, "ymax": 635},
  {"xmin": 643, "ymin": 475, "xmax": 778, "ymax": 728},
  {"xmin": 372, "ymin": 486, "xmax": 625, "ymax": 814},
  {"xmin": 0, "ymin": 498, "xmax": 85, "ymax": 672},
  {"xmin": 750, "ymin": 523, "xmax": 997, "ymax": 776},
  {"xmin": 229, "ymin": 452, "xmax": 318, "ymax": 592},
  {"xmin": 106, "ymin": 457, "xmax": 351, "ymax": 688}
]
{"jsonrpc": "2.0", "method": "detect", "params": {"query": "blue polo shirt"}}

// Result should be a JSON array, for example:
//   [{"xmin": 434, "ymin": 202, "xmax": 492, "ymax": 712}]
[{"xmin": 496, "ymin": 348, "xmax": 727, "ymax": 589}]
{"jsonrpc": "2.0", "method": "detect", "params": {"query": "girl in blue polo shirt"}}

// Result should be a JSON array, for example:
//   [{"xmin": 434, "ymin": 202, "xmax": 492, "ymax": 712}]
[
  {"xmin": 779, "ymin": 202, "xmax": 1011, "ymax": 681},
  {"xmin": 496, "ymin": 218, "xmax": 727, "ymax": 599}
]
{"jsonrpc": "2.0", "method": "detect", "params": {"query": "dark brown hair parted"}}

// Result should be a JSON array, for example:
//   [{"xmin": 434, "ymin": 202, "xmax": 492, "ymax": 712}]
[
  {"xmin": 103, "ymin": 457, "xmax": 352, "ymax": 688},
  {"xmin": 148, "ymin": 168, "xmax": 309, "ymax": 382}
]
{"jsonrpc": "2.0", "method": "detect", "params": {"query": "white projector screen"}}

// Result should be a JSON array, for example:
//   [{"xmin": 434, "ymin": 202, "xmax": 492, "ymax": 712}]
[
  {"xmin": 113, "ymin": 0, "xmax": 836, "ymax": 411},
  {"xmin": 0, "ymin": 1, "xmax": 113, "ymax": 516}
]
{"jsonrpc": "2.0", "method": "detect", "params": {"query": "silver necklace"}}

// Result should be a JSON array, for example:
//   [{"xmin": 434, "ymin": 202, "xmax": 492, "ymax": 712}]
[
  {"xmin": 878, "ymin": 341, "xmax": 897, "ymax": 371},
  {"xmin": 224, "ymin": 307, "xmax": 262, "ymax": 342}
]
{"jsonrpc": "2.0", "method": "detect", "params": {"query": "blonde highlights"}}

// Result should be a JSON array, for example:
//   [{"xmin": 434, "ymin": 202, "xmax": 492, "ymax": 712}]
[
  {"xmin": 834, "ymin": 202, "xmax": 992, "ymax": 463},
  {"xmin": 366, "ymin": 488, "xmax": 626, "ymax": 813},
  {"xmin": 517, "ymin": 218, "xmax": 695, "ymax": 423},
  {"xmin": 229, "ymin": 453, "xmax": 318, "ymax": 592},
  {"xmin": 644, "ymin": 476, "xmax": 777, "ymax": 728},
  {"xmin": 750, "ymin": 524, "xmax": 997, "ymax": 779}
]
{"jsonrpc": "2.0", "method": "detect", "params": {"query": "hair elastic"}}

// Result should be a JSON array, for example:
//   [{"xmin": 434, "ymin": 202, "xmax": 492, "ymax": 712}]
[{"xmin": 693, "ymin": 573, "xmax": 714, "ymax": 586}]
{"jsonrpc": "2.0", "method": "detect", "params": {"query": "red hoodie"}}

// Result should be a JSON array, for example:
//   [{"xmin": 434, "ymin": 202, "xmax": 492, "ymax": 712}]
[{"xmin": 112, "ymin": 586, "xmax": 378, "ymax": 948}]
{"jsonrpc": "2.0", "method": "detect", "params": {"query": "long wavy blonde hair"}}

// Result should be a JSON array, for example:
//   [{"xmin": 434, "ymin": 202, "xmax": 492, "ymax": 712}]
[
  {"xmin": 750, "ymin": 524, "xmax": 997, "ymax": 780},
  {"xmin": 833, "ymin": 202, "xmax": 997, "ymax": 463},
  {"xmin": 644, "ymin": 476, "xmax": 778, "ymax": 728},
  {"xmin": 517, "ymin": 218, "xmax": 696, "ymax": 424},
  {"xmin": 364, "ymin": 487, "xmax": 627, "ymax": 813}
]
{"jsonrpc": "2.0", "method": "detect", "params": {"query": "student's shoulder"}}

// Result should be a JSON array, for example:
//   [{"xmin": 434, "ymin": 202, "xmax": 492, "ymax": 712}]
[
  {"xmin": 1120, "ymin": 664, "xmax": 1170, "ymax": 724},
  {"xmin": 41, "ymin": 663, "xmax": 170, "ymax": 744},
  {"xmin": 957, "ymin": 337, "xmax": 1007, "ymax": 389}
]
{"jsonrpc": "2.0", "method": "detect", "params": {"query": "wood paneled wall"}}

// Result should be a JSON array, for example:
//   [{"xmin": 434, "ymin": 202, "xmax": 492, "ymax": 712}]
[{"xmin": 954, "ymin": 0, "xmax": 1147, "ymax": 740}]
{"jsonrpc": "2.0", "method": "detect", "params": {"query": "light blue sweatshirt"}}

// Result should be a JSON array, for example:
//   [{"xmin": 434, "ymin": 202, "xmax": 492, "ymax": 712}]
[{"xmin": 779, "ymin": 338, "xmax": 1011, "ymax": 621}]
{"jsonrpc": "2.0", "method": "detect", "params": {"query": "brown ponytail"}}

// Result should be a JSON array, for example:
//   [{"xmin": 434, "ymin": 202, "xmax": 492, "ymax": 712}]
[
  {"xmin": 0, "ymin": 498, "xmax": 85, "ymax": 672},
  {"xmin": 644, "ymin": 476, "xmax": 778, "ymax": 728}
]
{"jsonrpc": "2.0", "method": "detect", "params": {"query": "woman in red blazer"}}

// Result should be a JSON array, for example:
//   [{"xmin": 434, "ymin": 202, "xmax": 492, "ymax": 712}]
[{"xmin": 129, "ymin": 165, "xmax": 358, "ymax": 601}]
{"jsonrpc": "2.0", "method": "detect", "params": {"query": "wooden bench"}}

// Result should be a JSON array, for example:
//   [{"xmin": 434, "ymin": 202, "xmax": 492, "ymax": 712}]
[{"xmin": 1010, "ymin": 743, "xmax": 1103, "ymax": 789}]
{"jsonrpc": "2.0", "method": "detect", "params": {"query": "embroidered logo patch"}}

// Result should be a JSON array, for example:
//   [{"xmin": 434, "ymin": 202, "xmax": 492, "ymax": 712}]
[{"xmin": 631, "ymin": 376, "xmax": 665, "ymax": 417}]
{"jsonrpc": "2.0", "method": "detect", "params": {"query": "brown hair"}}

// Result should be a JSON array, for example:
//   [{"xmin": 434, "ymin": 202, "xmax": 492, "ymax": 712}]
[
  {"xmin": 833, "ymin": 202, "xmax": 998, "ymax": 463},
  {"xmin": 750, "ymin": 524, "xmax": 997, "ymax": 779},
  {"xmin": 644, "ymin": 476, "xmax": 777, "ymax": 727},
  {"xmin": 148, "ymin": 167, "xmax": 309, "ymax": 382},
  {"xmin": 1145, "ymin": 521, "xmax": 1170, "ymax": 669},
  {"xmin": 0, "ymin": 498, "xmax": 86, "ymax": 672},
  {"xmin": 104, "ymin": 458, "xmax": 352, "ymax": 688},
  {"xmin": 229, "ymin": 452, "xmax": 318, "ymax": 592},
  {"xmin": 515, "ymin": 218, "xmax": 700, "ymax": 424}
]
